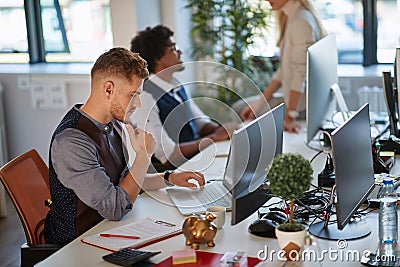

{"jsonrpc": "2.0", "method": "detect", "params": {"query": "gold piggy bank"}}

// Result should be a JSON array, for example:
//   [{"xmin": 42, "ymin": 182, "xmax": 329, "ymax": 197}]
[{"xmin": 182, "ymin": 213, "xmax": 217, "ymax": 250}]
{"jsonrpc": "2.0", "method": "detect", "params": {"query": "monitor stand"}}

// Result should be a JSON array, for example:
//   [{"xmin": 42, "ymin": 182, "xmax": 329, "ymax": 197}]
[
  {"xmin": 309, "ymin": 184, "xmax": 371, "ymax": 240},
  {"xmin": 331, "ymin": 83, "xmax": 350, "ymax": 121},
  {"xmin": 309, "ymin": 220, "xmax": 371, "ymax": 240}
]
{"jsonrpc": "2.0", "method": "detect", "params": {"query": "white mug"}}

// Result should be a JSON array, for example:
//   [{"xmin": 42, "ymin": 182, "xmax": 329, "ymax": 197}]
[{"xmin": 206, "ymin": 206, "xmax": 226, "ymax": 229}]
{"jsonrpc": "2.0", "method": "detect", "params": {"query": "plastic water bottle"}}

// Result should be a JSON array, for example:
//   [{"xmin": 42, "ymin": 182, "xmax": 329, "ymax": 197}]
[{"xmin": 378, "ymin": 179, "xmax": 398, "ymax": 243}]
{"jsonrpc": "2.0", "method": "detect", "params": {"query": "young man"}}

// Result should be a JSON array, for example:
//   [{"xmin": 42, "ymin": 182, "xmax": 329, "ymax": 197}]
[
  {"xmin": 44, "ymin": 48, "xmax": 205, "ymax": 245},
  {"xmin": 130, "ymin": 25, "xmax": 237, "ymax": 172}
]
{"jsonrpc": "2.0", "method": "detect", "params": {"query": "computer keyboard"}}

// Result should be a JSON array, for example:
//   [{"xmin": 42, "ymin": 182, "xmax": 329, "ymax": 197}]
[
  {"xmin": 102, "ymin": 247, "xmax": 160, "ymax": 266},
  {"xmin": 172, "ymin": 184, "xmax": 231, "ymax": 209},
  {"xmin": 194, "ymin": 186, "xmax": 231, "ymax": 209}
]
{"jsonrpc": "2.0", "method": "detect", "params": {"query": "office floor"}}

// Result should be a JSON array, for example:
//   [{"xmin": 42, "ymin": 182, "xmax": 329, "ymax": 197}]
[{"xmin": 0, "ymin": 195, "xmax": 25, "ymax": 267}]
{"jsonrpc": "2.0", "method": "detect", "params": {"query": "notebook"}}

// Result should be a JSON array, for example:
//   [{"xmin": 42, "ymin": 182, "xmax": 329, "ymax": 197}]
[
  {"xmin": 81, "ymin": 217, "xmax": 181, "ymax": 252},
  {"xmin": 167, "ymin": 103, "xmax": 284, "ymax": 216}
]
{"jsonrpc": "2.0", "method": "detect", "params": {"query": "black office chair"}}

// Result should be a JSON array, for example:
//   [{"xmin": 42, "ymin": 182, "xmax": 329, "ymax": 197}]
[{"xmin": 0, "ymin": 149, "xmax": 62, "ymax": 267}]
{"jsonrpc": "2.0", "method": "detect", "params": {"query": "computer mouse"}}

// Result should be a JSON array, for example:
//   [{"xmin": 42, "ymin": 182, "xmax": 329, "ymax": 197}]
[
  {"xmin": 262, "ymin": 210, "xmax": 288, "ymax": 224},
  {"xmin": 248, "ymin": 218, "xmax": 278, "ymax": 238}
]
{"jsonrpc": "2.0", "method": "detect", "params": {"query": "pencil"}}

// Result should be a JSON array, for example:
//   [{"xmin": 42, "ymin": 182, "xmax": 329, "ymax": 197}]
[{"xmin": 99, "ymin": 233, "xmax": 140, "ymax": 239}]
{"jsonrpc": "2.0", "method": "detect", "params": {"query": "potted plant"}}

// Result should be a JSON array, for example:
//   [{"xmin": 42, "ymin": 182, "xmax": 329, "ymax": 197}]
[
  {"xmin": 185, "ymin": 0, "xmax": 273, "ymax": 107},
  {"xmin": 267, "ymin": 153, "xmax": 313, "ymax": 260}
]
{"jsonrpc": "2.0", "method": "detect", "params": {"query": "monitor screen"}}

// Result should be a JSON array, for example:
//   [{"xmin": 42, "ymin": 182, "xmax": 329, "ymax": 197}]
[
  {"xmin": 306, "ymin": 35, "xmax": 338, "ymax": 144},
  {"xmin": 382, "ymin": 71, "xmax": 399, "ymax": 137},
  {"xmin": 231, "ymin": 103, "xmax": 284, "ymax": 225},
  {"xmin": 309, "ymin": 103, "xmax": 375, "ymax": 240},
  {"xmin": 332, "ymin": 103, "xmax": 375, "ymax": 230},
  {"xmin": 396, "ymin": 48, "xmax": 400, "ymax": 135}
]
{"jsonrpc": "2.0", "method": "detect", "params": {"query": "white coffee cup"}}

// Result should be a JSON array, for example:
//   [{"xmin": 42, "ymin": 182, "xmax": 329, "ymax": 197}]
[{"xmin": 206, "ymin": 206, "xmax": 226, "ymax": 229}]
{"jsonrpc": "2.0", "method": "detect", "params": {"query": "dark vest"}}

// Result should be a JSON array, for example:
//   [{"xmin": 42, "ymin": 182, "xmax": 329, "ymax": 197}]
[
  {"xmin": 144, "ymin": 80, "xmax": 198, "ymax": 143},
  {"xmin": 144, "ymin": 80, "xmax": 199, "ymax": 172},
  {"xmin": 44, "ymin": 105, "xmax": 126, "ymax": 244}
]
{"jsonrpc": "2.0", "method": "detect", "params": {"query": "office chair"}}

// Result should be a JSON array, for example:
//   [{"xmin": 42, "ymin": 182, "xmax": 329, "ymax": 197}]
[{"xmin": 0, "ymin": 149, "xmax": 62, "ymax": 267}]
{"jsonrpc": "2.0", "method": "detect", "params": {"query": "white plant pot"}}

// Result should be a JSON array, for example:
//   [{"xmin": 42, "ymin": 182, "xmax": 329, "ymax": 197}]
[{"xmin": 275, "ymin": 224, "xmax": 307, "ymax": 261}]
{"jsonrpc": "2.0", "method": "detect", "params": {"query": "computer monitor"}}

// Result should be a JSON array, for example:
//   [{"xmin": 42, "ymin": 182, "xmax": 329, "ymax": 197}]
[
  {"xmin": 230, "ymin": 103, "xmax": 284, "ymax": 225},
  {"xmin": 379, "ymin": 49, "xmax": 400, "ymax": 149},
  {"xmin": 306, "ymin": 35, "xmax": 349, "ymax": 144},
  {"xmin": 309, "ymin": 103, "xmax": 375, "ymax": 240},
  {"xmin": 382, "ymin": 71, "xmax": 399, "ymax": 137},
  {"xmin": 396, "ymin": 48, "xmax": 400, "ymax": 134}
]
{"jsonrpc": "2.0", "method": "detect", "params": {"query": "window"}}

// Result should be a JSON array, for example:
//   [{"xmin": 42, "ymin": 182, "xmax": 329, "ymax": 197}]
[
  {"xmin": 0, "ymin": 0, "xmax": 113, "ymax": 63},
  {"xmin": 315, "ymin": 0, "xmax": 364, "ymax": 64},
  {"xmin": 314, "ymin": 0, "xmax": 400, "ymax": 64},
  {"xmin": 377, "ymin": 0, "xmax": 400, "ymax": 63},
  {"xmin": 42, "ymin": 0, "xmax": 113, "ymax": 62},
  {"xmin": 0, "ymin": 0, "xmax": 29, "ymax": 63},
  {"xmin": 0, "ymin": 0, "xmax": 397, "ymax": 65},
  {"xmin": 249, "ymin": 0, "xmax": 399, "ymax": 65}
]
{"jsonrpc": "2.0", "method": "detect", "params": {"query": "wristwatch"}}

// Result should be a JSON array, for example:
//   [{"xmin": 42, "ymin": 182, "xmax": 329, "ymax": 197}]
[
  {"xmin": 288, "ymin": 110, "xmax": 299, "ymax": 119},
  {"xmin": 164, "ymin": 170, "xmax": 175, "ymax": 186}
]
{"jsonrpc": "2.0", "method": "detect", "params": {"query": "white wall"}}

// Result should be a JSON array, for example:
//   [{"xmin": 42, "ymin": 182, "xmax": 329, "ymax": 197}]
[
  {"xmin": 135, "ymin": 0, "xmax": 161, "ymax": 31},
  {"xmin": 0, "ymin": 72, "xmax": 90, "ymax": 161},
  {"xmin": 110, "ymin": 0, "xmax": 137, "ymax": 48}
]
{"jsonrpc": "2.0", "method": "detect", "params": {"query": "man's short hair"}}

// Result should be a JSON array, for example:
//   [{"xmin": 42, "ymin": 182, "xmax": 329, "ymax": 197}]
[
  {"xmin": 91, "ymin": 47, "xmax": 149, "ymax": 82},
  {"xmin": 130, "ymin": 25, "xmax": 174, "ymax": 73}
]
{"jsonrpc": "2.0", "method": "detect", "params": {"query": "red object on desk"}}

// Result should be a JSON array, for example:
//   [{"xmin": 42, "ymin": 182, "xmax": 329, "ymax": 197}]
[
  {"xmin": 81, "ymin": 231, "xmax": 183, "ymax": 252},
  {"xmin": 153, "ymin": 251, "xmax": 261, "ymax": 267},
  {"xmin": 99, "ymin": 234, "xmax": 140, "ymax": 239}
]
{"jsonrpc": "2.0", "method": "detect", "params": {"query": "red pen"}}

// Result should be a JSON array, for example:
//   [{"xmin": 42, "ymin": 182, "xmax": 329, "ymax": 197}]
[{"xmin": 99, "ymin": 233, "xmax": 140, "ymax": 239}]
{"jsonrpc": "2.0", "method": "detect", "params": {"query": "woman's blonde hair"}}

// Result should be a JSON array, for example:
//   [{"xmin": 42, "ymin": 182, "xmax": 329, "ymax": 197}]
[{"xmin": 275, "ymin": 0, "xmax": 327, "ymax": 47}]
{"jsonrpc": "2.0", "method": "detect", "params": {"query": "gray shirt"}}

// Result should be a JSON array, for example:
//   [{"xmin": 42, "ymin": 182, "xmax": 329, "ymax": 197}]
[{"xmin": 50, "ymin": 107, "xmax": 132, "ymax": 220}]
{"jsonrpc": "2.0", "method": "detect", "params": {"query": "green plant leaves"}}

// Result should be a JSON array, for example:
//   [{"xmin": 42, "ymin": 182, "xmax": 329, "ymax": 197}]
[
  {"xmin": 277, "ymin": 222, "xmax": 305, "ymax": 232},
  {"xmin": 267, "ymin": 153, "xmax": 313, "ymax": 200},
  {"xmin": 186, "ymin": 0, "xmax": 275, "ymax": 107}
]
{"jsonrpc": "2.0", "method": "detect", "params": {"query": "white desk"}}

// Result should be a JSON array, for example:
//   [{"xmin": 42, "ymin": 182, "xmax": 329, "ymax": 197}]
[{"xmin": 36, "ymin": 131, "xmax": 386, "ymax": 267}]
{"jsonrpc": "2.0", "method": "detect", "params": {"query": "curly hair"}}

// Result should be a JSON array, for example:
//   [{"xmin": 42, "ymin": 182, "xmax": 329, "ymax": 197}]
[
  {"xmin": 130, "ymin": 25, "xmax": 174, "ymax": 73},
  {"xmin": 91, "ymin": 47, "xmax": 149, "ymax": 82}
]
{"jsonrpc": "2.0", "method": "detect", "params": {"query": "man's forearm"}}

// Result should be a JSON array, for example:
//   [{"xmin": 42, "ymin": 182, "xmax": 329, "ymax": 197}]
[{"xmin": 119, "ymin": 153, "xmax": 150, "ymax": 201}]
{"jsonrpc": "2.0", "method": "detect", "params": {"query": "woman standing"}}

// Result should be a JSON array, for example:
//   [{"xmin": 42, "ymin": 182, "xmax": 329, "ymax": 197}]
[{"xmin": 240, "ymin": 0, "xmax": 327, "ymax": 133}]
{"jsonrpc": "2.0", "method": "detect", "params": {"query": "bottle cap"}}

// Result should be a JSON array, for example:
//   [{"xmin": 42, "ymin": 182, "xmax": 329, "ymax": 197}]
[
  {"xmin": 382, "ymin": 179, "xmax": 394, "ymax": 185},
  {"xmin": 376, "ymin": 143, "xmax": 381, "ymax": 151}
]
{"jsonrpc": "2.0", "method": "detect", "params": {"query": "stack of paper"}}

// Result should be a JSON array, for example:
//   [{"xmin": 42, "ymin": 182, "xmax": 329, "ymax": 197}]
[
  {"xmin": 81, "ymin": 217, "xmax": 181, "ymax": 251},
  {"xmin": 172, "ymin": 249, "xmax": 197, "ymax": 265}
]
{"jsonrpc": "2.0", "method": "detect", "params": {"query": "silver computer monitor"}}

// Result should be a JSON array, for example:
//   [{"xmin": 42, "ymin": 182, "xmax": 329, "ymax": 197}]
[
  {"xmin": 396, "ymin": 48, "xmax": 400, "ymax": 132},
  {"xmin": 306, "ymin": 35, "xmax": 338, "ymax": 144},
  {"xmin": 230, "ymin": 103, "xmax": 284, "ymax": 225},
  {"xmin": 309, "ymin": 103, "xmax": 375, "ymax": 240}
]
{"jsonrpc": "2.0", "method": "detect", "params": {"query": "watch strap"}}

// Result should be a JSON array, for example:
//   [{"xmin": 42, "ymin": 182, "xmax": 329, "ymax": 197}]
[
  {"xmin": 288, "ymin": 110, "xmax": 299, "ymax": 119},
  {"xmin": 164, "ymin": 170, "xmax": 174, "ymax": 181}
]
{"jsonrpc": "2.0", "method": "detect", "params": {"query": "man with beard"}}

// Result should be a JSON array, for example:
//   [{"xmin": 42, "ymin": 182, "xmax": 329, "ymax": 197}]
[
  {"xmin": 44, "ymin": 48, "xmax": 205, "ymax": 245},
  {"xmin": 130, "ymin": 25, "xmax": 237, "ymax": 172}
]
